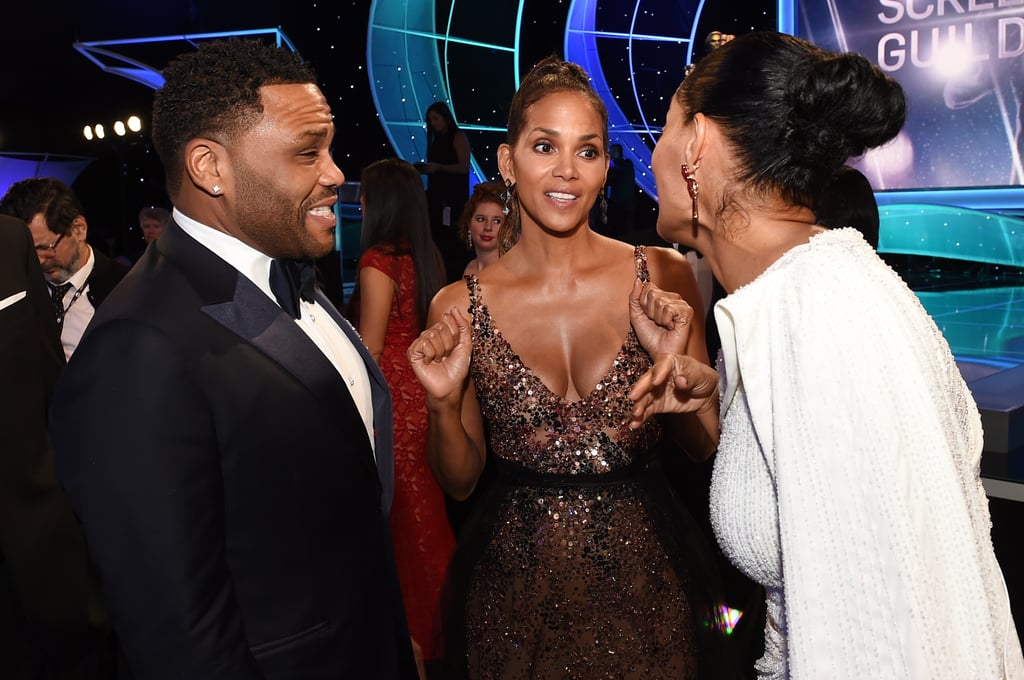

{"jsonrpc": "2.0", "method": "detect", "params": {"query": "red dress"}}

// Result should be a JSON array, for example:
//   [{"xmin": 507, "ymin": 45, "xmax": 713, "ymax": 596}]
[{"xmin": 354, "ymin": 244, "xmax": 456, "ymax": 658}]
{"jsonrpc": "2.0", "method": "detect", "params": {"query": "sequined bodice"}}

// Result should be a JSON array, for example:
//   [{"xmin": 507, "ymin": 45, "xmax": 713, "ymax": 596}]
[
  {"xmin": 446, "ymin": 247, "xmax": 708, "ymax": 679},
  {"xmin": 466, "ymin": 282, "xmax": 660, "ymax": 479}
]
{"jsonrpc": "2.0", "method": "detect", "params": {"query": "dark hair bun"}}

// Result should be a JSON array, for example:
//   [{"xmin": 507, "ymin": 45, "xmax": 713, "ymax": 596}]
[{"xmin": 787, "ymin": 51, "xmax": 906, "ymax": 167}]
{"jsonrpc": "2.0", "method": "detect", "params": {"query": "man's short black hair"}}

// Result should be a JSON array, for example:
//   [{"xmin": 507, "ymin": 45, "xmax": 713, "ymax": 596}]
[{"xmin": 151, "ymin": 38, "xmax": 318, "ymax": 196}]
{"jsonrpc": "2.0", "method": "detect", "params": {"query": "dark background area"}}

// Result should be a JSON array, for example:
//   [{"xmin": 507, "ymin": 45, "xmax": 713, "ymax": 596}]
[{"xmin": 0, "ymin": 0, "xmax": 771, "ymax": 258}]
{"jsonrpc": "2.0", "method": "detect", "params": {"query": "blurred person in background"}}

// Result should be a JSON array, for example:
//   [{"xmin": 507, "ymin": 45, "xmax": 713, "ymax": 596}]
[
  {"xmin": 0, "ymin": 178, "xmax": 129, "ymax": 360},
  {"xmin": 348, "ymin": 157, "xmax": 452, "ymax": 675},
  {"xmin": 457, "ymin": 180, "xmax": 516, "ymax": 277}
]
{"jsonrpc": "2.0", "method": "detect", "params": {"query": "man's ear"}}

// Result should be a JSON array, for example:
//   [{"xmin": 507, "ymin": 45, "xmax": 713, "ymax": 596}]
[
  {"xmin": 185, "ymin": 138, "xmax": 228, "ymax": 196},
  {"xmin": 70, "ymin": 215, "xmax": 88, "ymax": 241}
]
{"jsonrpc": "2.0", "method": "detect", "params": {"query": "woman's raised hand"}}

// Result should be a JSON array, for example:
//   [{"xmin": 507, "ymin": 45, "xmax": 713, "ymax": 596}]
[
  {"xmin": 627, "ymin": 352, "xmax": 719, "ymax": 429},
  {"xmin": 407, "ymin": 306, "xmax": 473, "ymax": 405},
  {"xmin": 628, "ymin": 278, "xmax": 693, "ymax": 357}
]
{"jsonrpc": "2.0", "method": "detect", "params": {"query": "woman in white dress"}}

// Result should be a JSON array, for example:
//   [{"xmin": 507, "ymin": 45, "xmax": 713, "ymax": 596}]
[{"xmin": 630, "ymin": 30, "xmax": 1024, "ymax": 679}]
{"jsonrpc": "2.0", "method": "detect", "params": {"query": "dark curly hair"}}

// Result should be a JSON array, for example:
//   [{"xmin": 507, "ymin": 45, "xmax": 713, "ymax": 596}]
[
  {"xmin": 0, "ymin": 177, "xmax": 83, "ymax": 235},
  {"xmin": 676, "ymin": 31, "xmax": 905, "ymax": 209},
  {"xmin": 152, "ymin": 38, "xmax": 318, "ymax": 197}
]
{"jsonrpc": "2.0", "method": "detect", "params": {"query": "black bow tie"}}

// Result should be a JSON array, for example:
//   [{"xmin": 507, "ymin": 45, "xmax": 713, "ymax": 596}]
[{"xmin": 269, "ymin": 259, "xmax": 317, "ymax": 319}]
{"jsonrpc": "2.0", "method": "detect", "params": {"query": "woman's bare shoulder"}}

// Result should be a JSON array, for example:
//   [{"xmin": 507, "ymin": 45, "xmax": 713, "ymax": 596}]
[
  {"xmin": 644, "ymin": 244, "xmax": 692, "ymax": 275},
  {"xmin": 644, "ymin": 243, "xmax": 689, "ymax": 267},
  {"xmin": 428, "ymin": 277, "xmax": 473, "ymax": 321}
]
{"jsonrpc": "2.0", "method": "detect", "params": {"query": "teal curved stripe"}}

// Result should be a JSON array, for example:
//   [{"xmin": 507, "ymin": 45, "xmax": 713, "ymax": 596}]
[
  {"xmin": 367, "ymin": 0, "xmax": 523, "ymax": 186},
  {"xmin": 563, "ymin": 0, "xmax": 796, "ymax": 203},
  {"xmin": 564, "ymin": 0, "xmax": 702, "ymax": 201},
  {"xmin": 879, "ymin": 203, "xmax": 1024, "ymax": 267}
]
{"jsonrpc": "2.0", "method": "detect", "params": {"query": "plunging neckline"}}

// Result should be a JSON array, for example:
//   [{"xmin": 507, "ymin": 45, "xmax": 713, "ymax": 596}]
[{"xmin": 473, "ymin": 292, "xmax": 637, "ymax": 407}]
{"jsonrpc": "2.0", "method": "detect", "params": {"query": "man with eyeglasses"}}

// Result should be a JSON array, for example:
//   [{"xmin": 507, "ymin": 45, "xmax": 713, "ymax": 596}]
[{"xmin": 0, "ymin": 177, "xmax": 129, "ymax": 359}]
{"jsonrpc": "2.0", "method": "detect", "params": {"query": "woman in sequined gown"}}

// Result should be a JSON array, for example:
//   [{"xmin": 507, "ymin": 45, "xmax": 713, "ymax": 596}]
[
  {"xmin": 348, "ymin": 158, "xmax": 454, "ymax": 668},
  {"xmin": 408, "ymin": 57, "xmax": 737, "ymax": 679},
  {"xmin": 634, "ymin": 31, "xmax": 1024, "ymax": 678}
]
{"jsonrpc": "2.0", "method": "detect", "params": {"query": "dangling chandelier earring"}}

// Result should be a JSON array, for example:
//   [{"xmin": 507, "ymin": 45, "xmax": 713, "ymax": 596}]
[
  {"xmin": 500, "ymin": 179, "xmax": 515, "ymax": 216},
  {"xmin": 681, "ymin": 162, "xmax": 700, "ymax": 232}
]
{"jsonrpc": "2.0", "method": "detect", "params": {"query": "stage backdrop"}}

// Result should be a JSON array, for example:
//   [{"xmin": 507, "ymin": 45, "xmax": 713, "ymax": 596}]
[{"xmin": 798, "ymin": 0, "xmax": 1024, "ymax": 192}]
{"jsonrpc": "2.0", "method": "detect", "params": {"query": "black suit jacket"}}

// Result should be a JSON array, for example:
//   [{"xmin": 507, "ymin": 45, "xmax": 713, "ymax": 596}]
[
  {"xmin": 0, "ymin": 215, "xmax": 112, "ymax": 677},
  {"xmin": 51, "ymin": 221, "xmax": 415, "ymax": 679},
  {"xmin": 84, "ymin": 248, "xmax": 130, "ymax": 310}
]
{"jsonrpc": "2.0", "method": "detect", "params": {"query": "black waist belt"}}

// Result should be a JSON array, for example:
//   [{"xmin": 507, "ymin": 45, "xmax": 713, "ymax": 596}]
[{"xmin": 494, "ymin": 457, "xmax": 654, "ymax": 488}]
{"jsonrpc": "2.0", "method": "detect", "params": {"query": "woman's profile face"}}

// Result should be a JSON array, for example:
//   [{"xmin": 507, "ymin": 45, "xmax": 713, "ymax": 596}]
[
  {"xmin": 469, "ymin": 200, "xmax": 505, "ymax": 253},
  {"xmin": 651, "ymin": 99, "xmax": 694, "ymax": 246},
  {"xmin": 427, "ymin": 110, "xmax": 447, "ymax": 134}
]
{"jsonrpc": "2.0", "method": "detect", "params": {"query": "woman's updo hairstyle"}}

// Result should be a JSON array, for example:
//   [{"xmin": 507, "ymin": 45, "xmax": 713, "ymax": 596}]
[
  {"xmin": 506, "ymin": 55, "xmax": 609, "ymax": 148},
  {"xmin": 502, "ymin": 55, "xmax": 610, "ymax": 238},
  {"xmin": 677, "ymin": 31, "xmax": 905, "ymax": 207}
]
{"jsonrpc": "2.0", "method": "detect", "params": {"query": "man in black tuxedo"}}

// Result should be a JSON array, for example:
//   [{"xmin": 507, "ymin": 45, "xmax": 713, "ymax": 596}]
[
  {"xmin": 0, "ymin": 178, "xmax": 129, "ymax": 360},
  {"xmin": 49, "ymin": 39, "xmax": 417, "ymax": 679},
  {"xmin": 0, "ymin": 215, "xmax": 114, "ymax": 678}
]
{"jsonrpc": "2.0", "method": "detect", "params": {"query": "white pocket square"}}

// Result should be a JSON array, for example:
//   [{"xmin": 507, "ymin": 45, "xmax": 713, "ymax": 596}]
[{"xmin": 0, "ymin": 290, "xmax": 27, "ymax": 311}]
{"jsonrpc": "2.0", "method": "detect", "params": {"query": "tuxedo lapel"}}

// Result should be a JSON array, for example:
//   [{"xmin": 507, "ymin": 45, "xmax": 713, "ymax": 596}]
[
  {"xmin": 316, "ymin": 290, "xmax": 395, "ymax": 513},
  {"xmin": 157, "ymin": 222, "xmax": 379, "ymax": 483}
]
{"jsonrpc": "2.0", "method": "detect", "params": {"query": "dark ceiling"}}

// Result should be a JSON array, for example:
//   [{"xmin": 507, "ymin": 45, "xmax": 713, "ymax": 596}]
[
  {"xmin": 1, "ymin": 0, "xmax": 771, "ymax": 251},
  {"xmin": 0, "ymin": 1, "xmax": 333, "ymax": 158}
]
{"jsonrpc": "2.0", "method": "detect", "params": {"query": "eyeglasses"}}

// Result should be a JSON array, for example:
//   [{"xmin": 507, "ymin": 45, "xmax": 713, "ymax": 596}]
[{"xmin": 34, "ymin": 232, "xmax": 65, "ymax": 253}]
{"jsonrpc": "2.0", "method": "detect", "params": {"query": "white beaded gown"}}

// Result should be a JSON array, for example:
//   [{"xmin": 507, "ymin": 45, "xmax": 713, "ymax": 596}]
[{"xmin": 708, "ymin": 228, "xmax": 1023, "ymax": 679}]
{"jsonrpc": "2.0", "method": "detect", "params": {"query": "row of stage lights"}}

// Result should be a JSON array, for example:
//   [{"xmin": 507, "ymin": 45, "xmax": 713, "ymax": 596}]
[{"xmin": 83, "ymin": 115, "xmax": 143, "ymax": 141}]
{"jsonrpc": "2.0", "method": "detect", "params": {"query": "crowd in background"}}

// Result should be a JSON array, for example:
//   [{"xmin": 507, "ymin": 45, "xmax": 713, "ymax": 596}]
[{"xmin": 1, "ymin": 28, "xmax": 1021, "ymax": 680}]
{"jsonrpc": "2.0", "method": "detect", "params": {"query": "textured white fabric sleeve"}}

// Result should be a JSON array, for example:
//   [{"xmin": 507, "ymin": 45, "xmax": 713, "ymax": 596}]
[{"xmin": 717, "ymin": 233, "xmax": 1022, "ymax": 679}]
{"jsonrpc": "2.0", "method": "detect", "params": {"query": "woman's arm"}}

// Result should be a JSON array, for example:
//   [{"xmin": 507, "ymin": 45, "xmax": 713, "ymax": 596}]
[
  {"xmin": 356, "ymin": 264, "xmax": 396, "ymax": 364},
  {"xmin": 408, "ymin": 286, "xmax": 487, "ymax": 499},
  {"xmin": 635, "ymin": 246, "xmax": 720, "ymax": 461}
]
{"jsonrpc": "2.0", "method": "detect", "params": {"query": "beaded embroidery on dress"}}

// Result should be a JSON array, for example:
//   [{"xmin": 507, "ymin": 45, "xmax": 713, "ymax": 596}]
[{"xmin": 440, "ymin": 245, "xmax": 736, "ymax": 679}]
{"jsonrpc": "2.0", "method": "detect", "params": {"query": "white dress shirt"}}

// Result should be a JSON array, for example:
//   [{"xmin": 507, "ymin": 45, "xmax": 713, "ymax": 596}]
[
  {"xmin": 56, "ymin": 245, "xmax": 96, "ymax": 360},
  {"xmin": 173, "ymin": 208, "xmax": 375, "ymax": 454}
]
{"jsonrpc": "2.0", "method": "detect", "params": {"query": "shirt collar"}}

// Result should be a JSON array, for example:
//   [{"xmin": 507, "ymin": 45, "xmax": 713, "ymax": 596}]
[
  {"xmin": 172, "ymin": 207, "xmax": 274, "ymax": 300},
  {"xmin": 67, "ymin": 244, "xmax": 95, "ymax": 290}
]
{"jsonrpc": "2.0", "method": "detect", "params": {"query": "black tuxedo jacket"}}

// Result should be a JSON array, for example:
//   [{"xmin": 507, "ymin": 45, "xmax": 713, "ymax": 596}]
[
  {"xmin": 0, "ymin": 216, "xmax": 112, "ymax": 676},
  {"xmin": 51, "ymin": 221, "xmax": 415, "ymax": 679},
  {"xmin": 84, "ymin": 248, "xmax": 130, "ymax": 310}
]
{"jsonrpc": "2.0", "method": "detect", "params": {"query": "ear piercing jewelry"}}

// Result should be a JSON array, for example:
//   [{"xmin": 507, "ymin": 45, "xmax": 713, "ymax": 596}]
[
  {"xmin": 681, "ymin": 162, "xmax": 700, "ymax": 230},
  {"xmin": 500, "ymin": 179, "xmax": 515, "ymax": 216},
  {"xmin": 212, "ymin": 184, "xmax": 221, "ymax": 194}
]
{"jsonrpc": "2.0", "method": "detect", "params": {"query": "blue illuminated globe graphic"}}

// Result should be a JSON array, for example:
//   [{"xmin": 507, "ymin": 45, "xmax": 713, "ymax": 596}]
[{"xmin": 367, "ymin": 1, "xmax": 790, "ymax": 201}]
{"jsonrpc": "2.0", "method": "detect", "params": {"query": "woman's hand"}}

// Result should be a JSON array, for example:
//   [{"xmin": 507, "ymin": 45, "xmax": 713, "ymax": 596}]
[
  {"xmin": 627, "ymin": 352, "xmax": 718, "ymax": 429},
  {"xmin": 629, "ymin": 278, "xmax": 694, "ymax": 357},
  {"xmin": 407, "ymin": 306, "xmax": 472, "ymax": 406}
]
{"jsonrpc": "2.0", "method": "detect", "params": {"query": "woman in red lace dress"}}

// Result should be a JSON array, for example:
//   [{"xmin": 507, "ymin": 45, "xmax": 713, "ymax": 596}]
[{"xmin": 349, "ymin": 158, "xmax": 453, "ymax": 666}]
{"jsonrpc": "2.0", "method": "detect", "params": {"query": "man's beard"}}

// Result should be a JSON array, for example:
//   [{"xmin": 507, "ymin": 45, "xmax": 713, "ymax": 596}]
[{"xmin": 48, "ymin": 241, "xmax": 85, "ymax": 283}]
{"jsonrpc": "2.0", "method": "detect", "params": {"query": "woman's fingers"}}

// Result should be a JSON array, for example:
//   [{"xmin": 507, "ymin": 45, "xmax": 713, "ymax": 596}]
[
  {"xmin": 627, "ymin": 353, "xmax": 718, "ymax": 427},
  {"xmin": 410, "ymin": 306, "xmax": 466, "ymax": 363}
]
